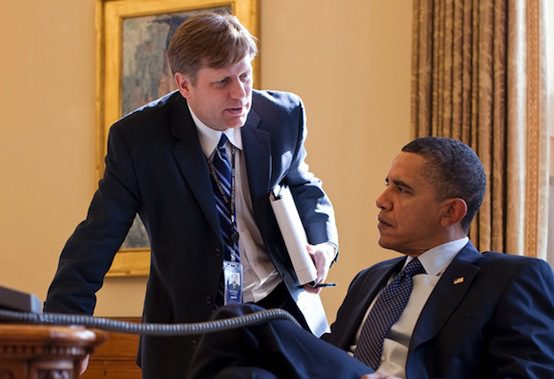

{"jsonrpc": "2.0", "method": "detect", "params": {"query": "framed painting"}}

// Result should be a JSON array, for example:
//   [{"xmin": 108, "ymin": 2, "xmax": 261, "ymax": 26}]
[{"xmin": 95, "ymin": 0, "xmax": 259, "ymax": 277}]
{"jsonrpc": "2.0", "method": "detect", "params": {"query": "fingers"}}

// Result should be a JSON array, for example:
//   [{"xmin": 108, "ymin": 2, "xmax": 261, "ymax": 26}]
[
  {"xmin": 306, "ymin": 244, "xmax": 331, "ymax": 284},
  {"xmin": 303, "ymin": 284, "xmax": 322, "ymax": 294}
]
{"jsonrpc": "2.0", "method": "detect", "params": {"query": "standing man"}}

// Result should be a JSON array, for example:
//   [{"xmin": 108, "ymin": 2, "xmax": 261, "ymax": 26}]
[
  {"xmin": 187, "ymin": 137, "xmax": 554, "ymax": 379},
  {"xmin": 44, "ymin": 13, "xmax": 338, "ymax": 378}
]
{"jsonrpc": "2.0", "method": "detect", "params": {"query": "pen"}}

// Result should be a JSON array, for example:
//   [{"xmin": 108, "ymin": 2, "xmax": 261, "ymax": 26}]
[
  {"xmin": 298, "ymin": 282, "xmax": 337, "ymax": 288},
  {"xmin": 312, "ymin": 282, "xmax": 336, "ymax": 288}
]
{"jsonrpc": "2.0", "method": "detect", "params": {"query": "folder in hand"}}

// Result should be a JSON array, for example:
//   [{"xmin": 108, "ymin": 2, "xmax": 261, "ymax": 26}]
[{"xmin": 269, "ymin": 185, "xmax": 318, "ymax": 285}]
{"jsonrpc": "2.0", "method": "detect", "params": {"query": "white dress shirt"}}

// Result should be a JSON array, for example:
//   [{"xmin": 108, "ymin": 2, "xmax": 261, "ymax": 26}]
[
  {"xmin": 353, "ymin": 237, "xmax": 469, "ymax": 378},
  {"xmin": 190, "ymin": 107, "xmax": 281, "ymax": 302}
]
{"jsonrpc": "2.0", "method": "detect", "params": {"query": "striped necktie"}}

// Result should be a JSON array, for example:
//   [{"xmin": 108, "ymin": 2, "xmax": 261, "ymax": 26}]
[
  {"xmin": 210, "ymin": 134, "xmax": 240, "ymax": 262},
  {"xmin": 210, "ymin": 134, "xmax": 240, "ymax": 306},
  {"xmin": 354, "ymin": 258, "xmax": 426, "ymax": 370}
]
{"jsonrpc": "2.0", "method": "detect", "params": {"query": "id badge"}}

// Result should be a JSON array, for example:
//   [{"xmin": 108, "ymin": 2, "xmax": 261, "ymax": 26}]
[{"xmin": 223, "ymin": 260, "xmax": 243, "ymax": 305}]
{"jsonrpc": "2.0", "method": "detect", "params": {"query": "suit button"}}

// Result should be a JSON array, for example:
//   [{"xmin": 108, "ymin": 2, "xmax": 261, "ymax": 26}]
[
  {"xmin": 191, "ymin": 338, "xmax": 198, "ymax": 347},
  {"xmin": 215, "ymin": 248, "xmax": 222, "ymax": 258},
  {"xmin": 205, "ymin": 296, "xmax": 213, "ymax": 304}
]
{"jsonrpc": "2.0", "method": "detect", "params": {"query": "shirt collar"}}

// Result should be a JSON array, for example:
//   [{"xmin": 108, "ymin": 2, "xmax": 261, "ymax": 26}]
[
  {"xmin": 405, "ymin": 237, "xmax": 469, "ymax": 276},
  {"xmin": 188, "ymin": 104, "xmax": 243, "ymax": 158}
]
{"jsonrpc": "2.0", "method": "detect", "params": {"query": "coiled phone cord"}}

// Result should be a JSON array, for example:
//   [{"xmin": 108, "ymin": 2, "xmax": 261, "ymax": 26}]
[{"xmin": 0, "ymin": 307, "xmax": 300, "ymax": 336}]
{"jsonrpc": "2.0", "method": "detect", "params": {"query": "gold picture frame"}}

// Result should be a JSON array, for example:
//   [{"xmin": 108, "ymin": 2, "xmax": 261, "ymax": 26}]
[{"xmin": 95, "ymin": 0, "xmax": 259, "ymax": 277}]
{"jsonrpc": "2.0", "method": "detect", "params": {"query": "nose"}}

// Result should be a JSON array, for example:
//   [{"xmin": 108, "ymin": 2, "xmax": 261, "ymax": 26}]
[
  {"xmin": 230, "ymin": 79, "xmax": 247, "ymax": 99},
  {"xmin": 375, "ymin": 188, "xmax": 391, "ymax": 210}
]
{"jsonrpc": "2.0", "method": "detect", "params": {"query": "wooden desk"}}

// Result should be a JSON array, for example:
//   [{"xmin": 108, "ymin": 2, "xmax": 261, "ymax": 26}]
[
  {"xmin": 81, "ymin": 318, "xmax": 141, "ymax": 379},
  {"xmin": 0, "ymin": 324, "xmax": 105, "ymax": 379}
]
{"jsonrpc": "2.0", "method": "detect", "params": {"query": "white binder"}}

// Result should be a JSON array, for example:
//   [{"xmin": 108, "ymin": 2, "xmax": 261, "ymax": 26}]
[
  {"xmin": 269, "ymin": 185, "xmax": 318, "ymax": 285},
  {"xmin": 269, "ymin": 185, "xmax": 330, "ymax": 336}
]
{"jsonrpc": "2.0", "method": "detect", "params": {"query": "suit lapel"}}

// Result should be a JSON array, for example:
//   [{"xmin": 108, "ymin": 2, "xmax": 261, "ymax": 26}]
[
  {"xmin": 241, "ymin": 110, "xmax": 271, "ymax": 235},
  {"xmin": 338, "ymin": 258, "xmax": 406, "ymax": 347},
  {"xmin": 357, "ymin": 259, "xmax": 406, "ymax": 314},
  {"xmin": 170, "ymin": 97, "xmax": 220, "ymax": 238},
  {"xmin": 409, "ymin": 243, "xmax": 482, "ymax": 351}
]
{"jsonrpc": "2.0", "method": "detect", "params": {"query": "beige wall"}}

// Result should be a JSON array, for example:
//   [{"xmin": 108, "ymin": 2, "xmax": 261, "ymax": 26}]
[{"xmin": 0, "ymin": 1, "xmax": 412, "ymax": 320}]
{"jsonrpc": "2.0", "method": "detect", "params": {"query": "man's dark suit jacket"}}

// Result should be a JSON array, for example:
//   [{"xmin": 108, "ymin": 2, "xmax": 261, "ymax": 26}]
[
  {"xmin": 43, "ymin": 90, "xmax": 337, "ymax": 378},
  {"xmin": 186, "ymin": 242, "xmax": 554, "ymax": 378},
  {"xmin": 324, "ymin": 242, "xmax": 554, "ymax": 378}
]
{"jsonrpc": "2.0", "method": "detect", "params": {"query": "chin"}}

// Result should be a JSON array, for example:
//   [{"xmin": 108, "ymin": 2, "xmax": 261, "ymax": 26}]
[
  {"xmin": 226, "ymin": 123, "xmax": 244, "ymax": 129},
  {"xmin": 377, "ymin": 239, "xmax": 390, "ymax": 249},
  {"xmin": 378, "ymin": 238, "xmax": 399, "ymax": 253},
  {"xmin": 226, "ymin": 117, "xmax": 246, "ymax": 129}
]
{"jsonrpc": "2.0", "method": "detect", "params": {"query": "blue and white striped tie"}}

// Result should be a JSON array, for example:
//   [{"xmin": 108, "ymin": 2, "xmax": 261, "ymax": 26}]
[
  {"xmin": 211, "ymin": 134, "xmax": 240, "ymax": 263},
  {"xmin": 211, "ymin": 134, "xmax": 241, "ymax": 306}
]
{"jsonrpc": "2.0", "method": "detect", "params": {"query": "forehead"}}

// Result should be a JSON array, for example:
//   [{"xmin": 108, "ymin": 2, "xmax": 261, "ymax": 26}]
[
  {"xmin": 387, "ymin": 152, "xmax": 430, "ymax": 184},
  {"xmin": 198, "ymin": 56, "xmax": 253, "ymax": 77}
]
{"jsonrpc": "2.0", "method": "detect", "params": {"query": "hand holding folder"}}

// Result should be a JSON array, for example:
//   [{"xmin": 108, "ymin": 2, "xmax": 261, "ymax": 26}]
[
  {"xmin": 269, "ymin": 185, "xmax": 319, "ymax": 286},
  {"xmin": 269, "ymin": 185, "xmax": 332, "ymax": 335}
]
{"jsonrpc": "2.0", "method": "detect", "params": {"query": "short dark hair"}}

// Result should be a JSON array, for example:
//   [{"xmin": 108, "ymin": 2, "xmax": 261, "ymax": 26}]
[
  {"xmin": 401, "ymin": 137, "xmax": 486, "ymax": 231},
  {"xmin": 167, "ymin": 13, "xmax": 258, "ymax": 82}
]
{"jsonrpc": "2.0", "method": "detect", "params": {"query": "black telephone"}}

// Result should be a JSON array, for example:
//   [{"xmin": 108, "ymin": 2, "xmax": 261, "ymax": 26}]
[{"xmin": 0, "ymin": 285, "xmax": 42, "ymax": 313}]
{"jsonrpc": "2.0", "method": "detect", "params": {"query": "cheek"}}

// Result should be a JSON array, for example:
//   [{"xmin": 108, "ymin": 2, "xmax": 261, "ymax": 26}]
[
  {"xmin": 244, "ymin": 89, "xmax": 253, "ymax": 104},
  {"xmin": 397, "ymin": 209, "xmax": 426, "ymax": 231},
  {"xmin": 207, "ymin": 97, "xmax": 224, "ymax": 113},
  {"xmin": 407, "ymin": 210, "xmax": 439, "ymax": 234}
]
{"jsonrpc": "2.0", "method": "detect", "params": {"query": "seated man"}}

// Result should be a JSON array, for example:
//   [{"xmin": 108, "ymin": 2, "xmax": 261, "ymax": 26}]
[{"xmin": 187, "ymin": 137, "xmax": 554, "ymax": 379}]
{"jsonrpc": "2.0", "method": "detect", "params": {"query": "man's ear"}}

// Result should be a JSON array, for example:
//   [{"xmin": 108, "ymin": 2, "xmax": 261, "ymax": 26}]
[
  {"xmin": 440, "ymin": 198, "xmax": 468, "ymax": 227},
  {"xmin": 175, "ymin": 72, "xmax": 191, "ymax": 99}
]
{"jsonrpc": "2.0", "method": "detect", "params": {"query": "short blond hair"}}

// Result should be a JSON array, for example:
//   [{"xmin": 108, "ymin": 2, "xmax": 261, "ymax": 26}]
[{"xmin": 167, "ymin": 13, "xmax": 257, "ymax": 82}]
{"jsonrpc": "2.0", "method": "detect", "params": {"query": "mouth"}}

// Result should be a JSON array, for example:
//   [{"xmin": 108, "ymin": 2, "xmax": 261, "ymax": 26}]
[
  {"xmin": 377, "ymin": 215, "xmax": 393, "ymax": 228},
  {"xmin": 226, "ymin": 104, "xmax": 248, "ymax": 116}
]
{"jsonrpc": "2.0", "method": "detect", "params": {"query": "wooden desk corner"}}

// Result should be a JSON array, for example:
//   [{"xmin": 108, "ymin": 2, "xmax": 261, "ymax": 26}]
[{"xmin": 0, "ymin": 324, "xmax": 106, "ymax": 379}]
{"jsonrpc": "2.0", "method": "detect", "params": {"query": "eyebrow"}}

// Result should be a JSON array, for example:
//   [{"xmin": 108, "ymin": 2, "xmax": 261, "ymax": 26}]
[{"xmin": 387, "ymin": 177, "xmax": 414, "ymax": 192}]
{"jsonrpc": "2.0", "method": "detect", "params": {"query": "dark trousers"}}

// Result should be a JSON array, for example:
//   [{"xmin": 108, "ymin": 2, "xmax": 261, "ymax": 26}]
[
  {"xmin": 187, "ymin": 303, "xmax": 372, "ymax": 379},
  {"xmin": 253, "ymin": 281, "xmax": 310, "ymax": 331}
]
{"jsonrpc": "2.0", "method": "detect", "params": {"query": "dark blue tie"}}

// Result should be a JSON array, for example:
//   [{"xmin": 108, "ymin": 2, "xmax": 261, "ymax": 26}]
[
  {"xmin": 354, "ymin": 258, "xmax": 426, "ymax": 370},
  {"xmin": 211, "ymin": 134, "xmax": 240, "ymax": 262},
  {"xmin": 211, "ymin": 135, "xmax": 240, "ymax": 306}
]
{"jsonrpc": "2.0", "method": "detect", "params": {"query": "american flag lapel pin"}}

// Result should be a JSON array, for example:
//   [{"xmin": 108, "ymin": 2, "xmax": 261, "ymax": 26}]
[{"xmin": 453, "ymin": 277, "xmax": 464, "ymax": 285}]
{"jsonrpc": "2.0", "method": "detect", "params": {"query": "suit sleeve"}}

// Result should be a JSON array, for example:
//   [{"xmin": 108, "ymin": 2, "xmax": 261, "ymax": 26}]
[
  {"xmin": 487, "ymin": 258, "xmax": 554, "ymax": 378},
  {"xmin": 283, "ymin": 97, "xmax": 338, "ymax": 248},
  {"xmin": 321, "ymin": 269, "xmax": 366, "ymax": 347},
  {"xmin": 44, "ymin": 126, "xmax": 140, "ymax": 314}
]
